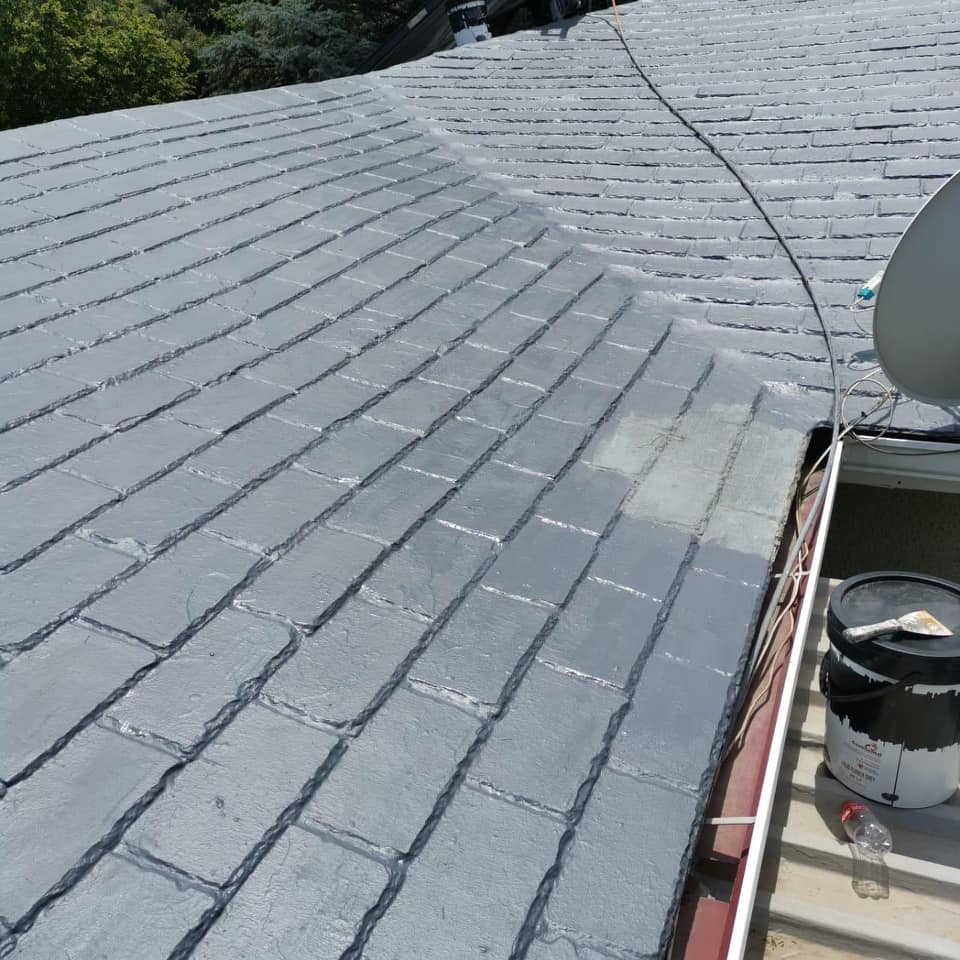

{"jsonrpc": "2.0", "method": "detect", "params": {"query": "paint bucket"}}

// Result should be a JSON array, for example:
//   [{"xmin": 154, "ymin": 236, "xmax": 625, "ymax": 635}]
[{"xmin": 821, "ymin": 572, "xmax": 960, "ymax": 808}]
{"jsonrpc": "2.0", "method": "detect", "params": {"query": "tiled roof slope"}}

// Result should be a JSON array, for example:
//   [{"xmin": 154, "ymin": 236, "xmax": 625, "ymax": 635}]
[
  {"xmin": 0, "ymin": 2, "xmax": 956, "ymax": 958},
  {"xmin": 382, "ymin": 0, "xmax": 960, "ymax": 433}
]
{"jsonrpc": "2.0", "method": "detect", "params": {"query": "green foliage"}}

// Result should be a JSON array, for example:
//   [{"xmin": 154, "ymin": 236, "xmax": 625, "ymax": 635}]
[
  {"xmin": 0, "ymin": 0, "xmax": 449, "ymax": 130},
  {"xmin": 199, "ymin": 0, "xmax": 373, "ymax": 95},
  {"xmin": 145, "ymin": 0, "xmax": 210, "ymax": 77},
  {"xmin": 146, "ymin": 0, "xmax": 222, "ymax": 36},
  {"xmin": 323, "ymin": 0, "xmax": 414, "ymax": 42},
  {"xmin": 0, "ymin": 0, "xmax": 194, "ymax": 129}
]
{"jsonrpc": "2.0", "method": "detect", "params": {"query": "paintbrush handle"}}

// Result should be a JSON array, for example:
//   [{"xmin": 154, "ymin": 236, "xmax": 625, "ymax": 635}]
[{"xmin": 843, "ymin": 618, "xmax": 902, "ymax": 642}]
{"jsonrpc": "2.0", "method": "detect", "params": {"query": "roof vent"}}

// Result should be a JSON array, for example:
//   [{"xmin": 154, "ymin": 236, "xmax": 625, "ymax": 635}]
[{"xmin": 446, "ymin": 0, "xmax": 491, "ymax": 45}]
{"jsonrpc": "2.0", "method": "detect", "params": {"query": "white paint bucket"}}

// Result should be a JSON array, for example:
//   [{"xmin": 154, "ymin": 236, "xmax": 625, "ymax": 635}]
[{"xmin": 821, "ymin": 572, "xmax": 960, "ymax": 808}]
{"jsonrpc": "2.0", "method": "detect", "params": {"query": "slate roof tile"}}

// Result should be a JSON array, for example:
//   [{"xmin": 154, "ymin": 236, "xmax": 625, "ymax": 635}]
[
  {"xmin": 106, "ymin": 609, "xmax": 291, "ymax": 750},
  {"xmin": 0, "ymin": 622, "xmax": 153, "ymax": 781},
  {"xmin": 190, "ymin": 828, "xmax": 386, "ymax": 960},
  {"xmin": 545, "ymin": 768, "xmax": 698, "ymax": 957},
  {"xmin": 125, "ymin": 703, "xmax": 338, "ymax": 885},
  {"xmin": 303, "ymin": 687, "xmax": 479, "ymax": 852},
  {"xmin": 0, "ymin": 726, "xmax": 171, "ymax": 921},
  {"xmin": 10, "ymin": 853, "xmax": 212, "ymax": 960},
  {"xmin": 362, "ymin": 787, "xmax": 564, "ymax": 960},
  {"xmin": 0, "ymin": 470, "xmax": 117, "ymax": 568},
  {"xmin": 411, "ymin": 586, "xmax": 552, "ymax": 706},
  {"xmin": 237, "ymin": 524, "xmax": 382, "ymax": 627},
  {"xmin": 0, "ymin": 537, "xmax": 135, "ymax": 653},
  {"xmin": 0, "ymin": 413, "xmax": 103, "ymax": 490},
  {"xmin": 473, "ymin": 661, "xmax": 624, "ymax": 811}
]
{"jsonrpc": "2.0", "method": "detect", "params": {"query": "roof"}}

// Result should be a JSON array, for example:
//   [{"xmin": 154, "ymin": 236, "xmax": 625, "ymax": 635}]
[{"xmin": 0, "ymin": 1, "xmax": 957, "ymax": 957}]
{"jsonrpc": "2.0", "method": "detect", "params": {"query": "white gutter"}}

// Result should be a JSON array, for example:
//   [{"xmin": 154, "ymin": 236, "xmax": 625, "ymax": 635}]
[{"xmin": 725, "ymin": 442, "xmax": 844, "ymax": 960}]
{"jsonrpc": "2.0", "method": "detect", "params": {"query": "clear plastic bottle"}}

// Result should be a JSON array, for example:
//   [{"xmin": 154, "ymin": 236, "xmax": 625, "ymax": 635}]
[{"xmin": 840, "ymin": 801, "xmax": 893, "ymax": 857}]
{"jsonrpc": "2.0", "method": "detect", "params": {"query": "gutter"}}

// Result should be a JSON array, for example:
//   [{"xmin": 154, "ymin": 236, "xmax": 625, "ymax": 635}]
[
  {"xmin": 672, "ymin": 445, "xmax": 843, "ymax": 959},
  {"xmin": 723, "ymin": 443, "xmax": 842, "ymax": 958}
]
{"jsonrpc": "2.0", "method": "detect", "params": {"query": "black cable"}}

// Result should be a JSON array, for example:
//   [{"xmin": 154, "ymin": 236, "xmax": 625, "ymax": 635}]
[
  {"xmin": 584, "ymin": 11, "xmax": 844, "ymax": 679},
  {"xmin": 593, "ymin": 11, "xmax": 960, "ymax": 466},
  {"xmin": 587, "ymin": 12, "xmax": 841, "ymax": 414}
]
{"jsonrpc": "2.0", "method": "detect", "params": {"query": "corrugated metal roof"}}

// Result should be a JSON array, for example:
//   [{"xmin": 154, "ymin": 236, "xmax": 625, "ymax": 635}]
[{"xmin": 749, "ymin": 578, "xmax": 960, "ymax": 960}]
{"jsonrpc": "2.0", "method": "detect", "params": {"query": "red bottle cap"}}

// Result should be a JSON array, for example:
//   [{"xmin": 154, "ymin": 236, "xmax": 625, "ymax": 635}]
[{"xmin": 840, "ymin": 800, "xmax": 868, "ymax": 824}]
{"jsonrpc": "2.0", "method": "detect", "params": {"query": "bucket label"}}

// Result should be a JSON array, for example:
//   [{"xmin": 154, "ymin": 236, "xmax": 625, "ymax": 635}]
[
  {"xmin": 824, "ymin": 644, "xmax": 960, "ymax": 806},
  {"xmin": 826, "ymin": 715, "xmax": 902, "ymax": 797},
  {"xmin": 826, "ymin": 709, "xmax": 960, "ymax": 806}
]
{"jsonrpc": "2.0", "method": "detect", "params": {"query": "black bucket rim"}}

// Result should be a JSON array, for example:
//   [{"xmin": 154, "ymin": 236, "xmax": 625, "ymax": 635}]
[{"xmin": 828, "ymin": 570, "xmax": 960, "ymax": 685}]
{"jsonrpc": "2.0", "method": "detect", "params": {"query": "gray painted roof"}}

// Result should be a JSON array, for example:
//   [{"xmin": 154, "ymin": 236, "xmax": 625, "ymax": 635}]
[{"xmin": 0, "ymin": 1, "xmax": 957, "ymax": 957}]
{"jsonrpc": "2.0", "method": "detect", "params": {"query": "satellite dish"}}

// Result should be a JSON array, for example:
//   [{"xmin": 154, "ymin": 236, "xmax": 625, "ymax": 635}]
[{"xmin": 873, "ymin": 169, "xmax": 960, "ymax": 406}]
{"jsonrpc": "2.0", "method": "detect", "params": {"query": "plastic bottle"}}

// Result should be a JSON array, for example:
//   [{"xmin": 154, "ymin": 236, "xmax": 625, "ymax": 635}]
[{"xmin": 840, "ymin": 801, "xmax": 893, "ymax": 857}]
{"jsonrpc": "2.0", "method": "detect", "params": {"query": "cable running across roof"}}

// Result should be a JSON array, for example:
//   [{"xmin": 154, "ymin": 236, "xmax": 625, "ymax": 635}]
[{"xmin": 584, "ymin": 11, "xmax": 842, "ymax": 682}]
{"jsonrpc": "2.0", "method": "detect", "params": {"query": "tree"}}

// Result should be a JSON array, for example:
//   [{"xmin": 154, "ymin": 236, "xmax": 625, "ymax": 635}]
[
  {"xmin": 145, "ymin": 0, "xmax": 222, "ymax": 36},
  {"xmin": 144, "ymin": 0, "xmax": 210, "ymax": 81},
  {"xmin": 323, "ymin": 0, "xmax": 413, "ymax": 43},
  {"xmin": 0, "ymin": 0, "xmax": 194, "ymax": 129},
  {"xmin": 199, "ymin": 0, "xmax": 373, "ymax": 95}
]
